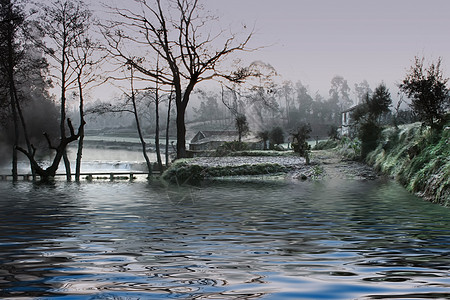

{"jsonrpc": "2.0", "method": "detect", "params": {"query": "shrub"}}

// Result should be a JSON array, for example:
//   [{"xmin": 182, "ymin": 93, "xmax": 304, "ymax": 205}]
[
  {"xmin": 339, "ymin": 136, "xmax": 361, "ymax": 160},
  {"xmin": 313, "ymin": 139, "xmax": 339, "ymax": 150},
  {"xmin": 162, "ymin": 161, "xmax": 288, "ymax": 184},
  {"xmin": 269, "ymin": 126, "xmax": 284, "ymax": 149},
  {"xmin": 328, "ymin": 125, "xmax": 339, "ymax": 140},
  {"xmin": 257, "ymin": 130, "xmax": 270, "ymax": 150},
  {"xmin": 162, "ymin": 161, "xmax": 206, "ymax": 184},
  {"xmin": 291, "ymin": 123, "xmax": 311, "ymax": 164},
  {"xmin": 215, "ymin": 141, "xmax": 249, "ymax": 156},
  {"xmin": 358, "ymin": 120, "xmax": 382, "ymax": 159}
]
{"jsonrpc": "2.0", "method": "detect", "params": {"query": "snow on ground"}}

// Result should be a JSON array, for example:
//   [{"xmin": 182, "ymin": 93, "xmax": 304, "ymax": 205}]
[{"xmin": 188, "ymin": 156, "xmax": 306, "ymax": 168}]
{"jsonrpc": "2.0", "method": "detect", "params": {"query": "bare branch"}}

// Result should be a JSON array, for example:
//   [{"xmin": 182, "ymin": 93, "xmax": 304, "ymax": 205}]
[{"xmin": 43, "ymin": 132, "xmax": 56, "ymax": 150}]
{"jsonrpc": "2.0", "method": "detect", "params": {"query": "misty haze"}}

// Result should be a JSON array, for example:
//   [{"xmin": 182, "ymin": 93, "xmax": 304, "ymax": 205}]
[{"xmin": 0, "ymin": 0, "xmax": 449, "ymax": 299}]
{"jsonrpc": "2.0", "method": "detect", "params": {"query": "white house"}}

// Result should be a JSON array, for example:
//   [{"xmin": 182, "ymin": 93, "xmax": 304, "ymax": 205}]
[{"xmin": 340, "ymin": 104, "xmax": 362, "ymax": 136}]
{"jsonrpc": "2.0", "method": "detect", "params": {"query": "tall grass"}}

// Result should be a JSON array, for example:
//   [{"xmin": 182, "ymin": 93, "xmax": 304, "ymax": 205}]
[{"xmin": 366, "ymin": 122, "xmax": 449, "ymax": 205}]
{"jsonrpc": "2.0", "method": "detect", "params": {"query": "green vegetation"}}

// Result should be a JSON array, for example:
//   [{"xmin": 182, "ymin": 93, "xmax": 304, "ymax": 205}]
[
  {"xmin": 358, "ymin": 120, "xmax": 383, "ymax": 158},
  {"xmin": 338, "ymin": 136, "xmax": 361, "ymax": 160},
  {"xmin": 162, "ymin": 160, "xmax": 288, "ymax": 184},
  {"xmin": 352, "ymin": 83, "xmax": 392, "ymax": 158},
  {"xmin": 366, "ymin": 122, "xmax": 450, "ymax": 205},
  {"xmin": 269, "ymin": 126, "xmax": 285, "ymax": 149},
  {"xmin": 399, "ymin": 56, "xmax": 449, "ymax": 130},
  {"xmin": 291, "ymin": 123, "xmax": 312, "ymax": 164},
  {"xmin": 215, "ymin": 141, "xmax": 249, "ymax": 156},
  {"xmin": 311, "ymin": 165, "xmax": 324, "ymax": 179},
  {"xmin": 229, "ymin": 150, "xmax": 295, "ymax": 157},
  {"xmin": 313, "ymin": 139, "xmax": 339, "ymax": 150}
]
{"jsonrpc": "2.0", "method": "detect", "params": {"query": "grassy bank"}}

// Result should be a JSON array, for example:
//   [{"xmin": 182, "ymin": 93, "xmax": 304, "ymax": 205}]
[
  {"xmin": 366, "ymin": 122, "xmax": 449, "ymax": 205},
  {"xmin": 162, "ymin": 160, "xmax": 288, "ymax": 184}
]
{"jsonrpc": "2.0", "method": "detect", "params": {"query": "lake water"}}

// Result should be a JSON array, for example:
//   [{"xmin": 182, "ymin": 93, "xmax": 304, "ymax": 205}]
[
  {"xmin": 0, "ymin": 147, "xmax": 164, "ymax": 175},
  {"xmin": 1, "ymin": 178, "xmax": 450, "ymax": 299}
]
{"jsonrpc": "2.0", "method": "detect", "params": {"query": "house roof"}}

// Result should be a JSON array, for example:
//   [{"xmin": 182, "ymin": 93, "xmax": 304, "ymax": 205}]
[
  {"xmin": 199, "ymin": 130, "xmax": 238, "ymax": 137},
  {"xmin": 341, "ymin": 103, "xmax": 363, "ymax": 113},
  {"xmin": 190, "ymin": 130, "xmax": 239, "ymax": 144}
]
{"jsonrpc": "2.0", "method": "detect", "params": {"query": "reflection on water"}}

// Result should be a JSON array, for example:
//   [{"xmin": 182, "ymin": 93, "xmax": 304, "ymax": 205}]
[{"xmin": 0, "ymin": 178, "xmax": 449, "ymax": 299}]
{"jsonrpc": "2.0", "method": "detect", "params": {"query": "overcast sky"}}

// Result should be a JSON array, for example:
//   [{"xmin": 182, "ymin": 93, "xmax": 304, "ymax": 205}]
[
  {"xmin": 89, "ymin": 0, "xmax": 450, "ymax": 102},
  {"xmin": 205, "ymin": 0, "xmax": 450, "ymax": 98}
]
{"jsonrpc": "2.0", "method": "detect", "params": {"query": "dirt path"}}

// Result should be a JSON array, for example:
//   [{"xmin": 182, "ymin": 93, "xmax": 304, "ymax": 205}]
[{"xmin": 308, "ymin": 150, "xmax": 379, "ymax": 181}]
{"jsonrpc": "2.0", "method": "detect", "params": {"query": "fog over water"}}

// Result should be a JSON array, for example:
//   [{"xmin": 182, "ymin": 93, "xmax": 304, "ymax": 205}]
[{"xmin": 0, "ymin": 143, "xmax": 161, "ymax": 174}]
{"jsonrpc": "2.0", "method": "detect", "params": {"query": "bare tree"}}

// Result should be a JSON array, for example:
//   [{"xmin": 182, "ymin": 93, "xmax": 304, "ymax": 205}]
[
  {"xmin": 221, "ymin": 61, "xmax": 281, "ymax": 134},
  {"xmin": 220, "ymin": 84, "xmax": 247, "ymax": 141},
  {"xmin": 151, "ymin": 55, "xmax": 163, "ymax": 173},
  {"xmin": 0, "ymin": 0, "xmax": 23, "ymax": 180},
  {"xmin": 70, "ymin": 18, "xmax": 105, "ymax": 181},
  {"xmin": 86, "ymin": 65, "xmax": 154, "ymax": 177},
  {"xmin": 0, "ymin": 0, "xmax": 42, "ymax": 180},
  {"xmin": 13, "ymin": 0, "xmax": 93, "ymax": 181},
  {"xmin": 102, "ymin": 0, "xmax": 253, "ymax": 158},
  {"xmin": 17, "ymin": 118, "xmax": 80, "ymax": 181},
  {"xmin": 36, "ymin": 0, "xmax": 91, "ymax": 180},
  {"xmin": 128, "ymin": 64, "xmax": 153, "ymax": 176}
]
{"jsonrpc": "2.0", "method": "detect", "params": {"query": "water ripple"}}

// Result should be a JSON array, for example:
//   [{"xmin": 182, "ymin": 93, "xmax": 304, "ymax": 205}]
[{"xmin": 0, "ymin": 180, "xmax": 449, "ymax": 299}]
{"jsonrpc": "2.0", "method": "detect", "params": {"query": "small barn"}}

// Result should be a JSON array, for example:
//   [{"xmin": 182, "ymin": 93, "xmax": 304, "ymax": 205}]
[{"xmin": 189, "ymin": 130, "xmax": 239, "ymax": 151}]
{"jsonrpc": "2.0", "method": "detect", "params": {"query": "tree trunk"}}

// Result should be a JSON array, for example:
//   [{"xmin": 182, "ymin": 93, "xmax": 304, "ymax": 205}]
[
  {"xmin": 154, "ymin": 97, "xmax": 163, "ymax": 174},
  {"xmin": 134, "ymin": 109, "xmax": 152, "ymax": 177},
  {"xmin": 6, "ymin": 8, "xmax": 19, "ymax": 181},
  {"xmin": 175, "ymin": 79, "xmax": 197, "ymax": 159},
  {"xmin": 63, "ymin": 151, "xmax": 71, "ymax": 181},
  {"xmin": 75, "ymin": 130, "xmax": 84, "ymax": 181},
  {"xmin": 8, "ymin": 75, "xmax": 18, "ymax": 181},
  {"xmin": 130, "ymin": 67, "xmax": 152, "ymax": 177},
  {"xmin": 17, "ymin": 119, "xmax": 80, "ymax": 182},
  {"xmin": 285, "ymin": 94, "xmax": 291, "ymax": 125},
  {"xmin": 154, "ymin": 62, "xmax": 163, "ymax": 174},
  {"xmin": 14, "ymin": 88, "xmax": 36, "ymax": 180},
  {"xmin": 165, "ymin": 94, "xmax": 172, "ymax": 167},
  {"xmin": 60, "ymin": 36, "xmax": 71, "ymax": 180},
  {"xmin": 11, "ymin": 103, "xmax": 18, "ymax": 181},
  {"xmin": 176, "ymin": 105, "xmax": 187, "ymax": 159},
  {"xmin": 59, "ymin": 38, "xmax": 70, "ymax": 182},
  {"xmin": 75, "ymin": 76, "xmax": 86, "ymax": 182}
]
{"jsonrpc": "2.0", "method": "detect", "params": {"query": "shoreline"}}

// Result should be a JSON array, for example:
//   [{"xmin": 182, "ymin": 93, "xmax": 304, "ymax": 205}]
[
  {"xmin": 366, "ymin": 123, "xmax": 449, "ymax": 206},
  {"xmin": 162, "ymin": 149, "xmax": 380, "ymax": 184}
]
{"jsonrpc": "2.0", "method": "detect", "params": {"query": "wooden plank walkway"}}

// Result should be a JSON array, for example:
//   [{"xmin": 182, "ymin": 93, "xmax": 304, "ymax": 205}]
[{"xmin": 0, "ymin": 171, "xmax": 159, "ymax": 181}]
